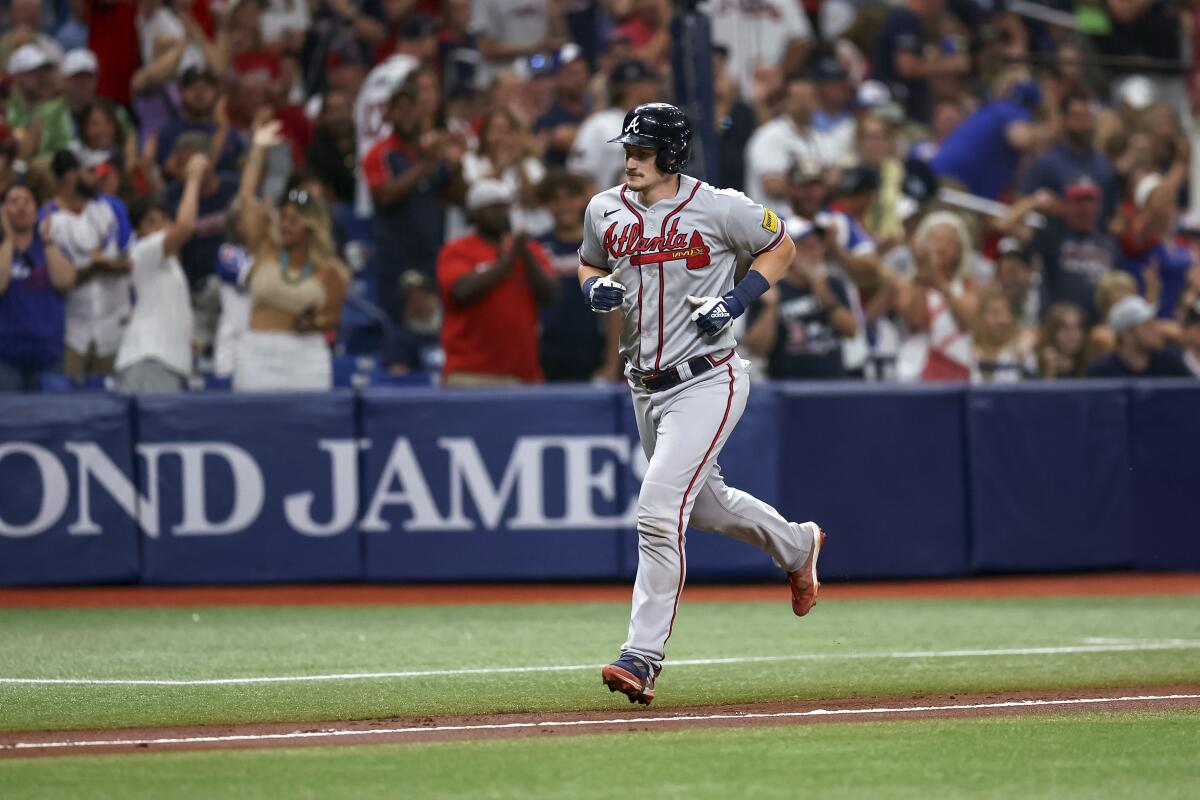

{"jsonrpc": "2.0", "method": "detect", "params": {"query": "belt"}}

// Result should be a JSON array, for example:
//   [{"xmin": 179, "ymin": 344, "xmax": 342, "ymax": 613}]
[{"xmin": 631, "ymin": 350, "xmax": 733, "ymax": 393}]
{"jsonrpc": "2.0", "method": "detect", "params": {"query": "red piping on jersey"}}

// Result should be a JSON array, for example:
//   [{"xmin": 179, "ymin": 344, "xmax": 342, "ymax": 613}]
[
  {"xmin": 653, "ymin": 178, "xmax": 700, "ymax": 370},
  {"xmin": 752, "ymin": 218, "xmax": 788, "ymax": 256},
  {"xmin": 619, "ymin": 185, "xmax": 645, "ymax": 230},
  {"xmin": 705, "ymin": 349, "xmax": 734, "ymax": 368},
  {"xmin": 636, "ymin": 266, "xmax": 644, "ymax": 368},
  {"xmin": 665, "ymin": 363, "xmax": 736, "ymax": 646},
  {"xmin": 659, "ymin": 178, "xmax": 701, "ymax": 238},
  {"xmin": 621, "ymin": 186, "xmax": 646, "ymax": 368}
]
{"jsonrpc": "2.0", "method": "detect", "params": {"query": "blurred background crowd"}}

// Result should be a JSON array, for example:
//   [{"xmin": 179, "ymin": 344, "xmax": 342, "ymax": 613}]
[{"xmin": 2, "ymin": 0, "xmax": 1200, "ymax": 393}]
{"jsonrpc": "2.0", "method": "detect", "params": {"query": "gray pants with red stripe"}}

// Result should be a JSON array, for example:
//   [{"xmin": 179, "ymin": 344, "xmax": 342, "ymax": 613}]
[{"xmin": 622, "ymin": 354, "xmax": 814, "ymax": 668}]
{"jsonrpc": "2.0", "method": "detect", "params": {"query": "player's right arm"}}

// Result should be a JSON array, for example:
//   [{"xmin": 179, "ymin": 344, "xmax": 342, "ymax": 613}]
[{"xmin": 578, "ymin": 197, "xmax": 625, "ymax": 312}]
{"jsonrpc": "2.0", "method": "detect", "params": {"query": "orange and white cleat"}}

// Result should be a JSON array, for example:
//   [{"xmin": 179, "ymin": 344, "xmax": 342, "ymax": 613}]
[{"xmin": 787, "ymin": 522, "xmax": 826, "ymax": 617}]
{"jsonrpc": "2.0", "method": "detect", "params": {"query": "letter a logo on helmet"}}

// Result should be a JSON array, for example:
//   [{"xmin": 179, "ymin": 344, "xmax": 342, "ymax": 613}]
[{"xmin": 608, "ymin": 102, "xmax": 693, "ymax": 175}]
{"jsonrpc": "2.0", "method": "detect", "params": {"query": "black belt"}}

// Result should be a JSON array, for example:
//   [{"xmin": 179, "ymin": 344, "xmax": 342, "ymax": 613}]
[{"xmin": 631, "ymin": 351, "xmax": 733, "ymax": 393}]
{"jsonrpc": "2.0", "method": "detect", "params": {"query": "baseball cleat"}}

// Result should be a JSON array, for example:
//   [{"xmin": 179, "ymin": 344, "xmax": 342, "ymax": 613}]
[
  {"xmin": 601, "ymin": 653, "xmax": 658, "ymax": 705},
  {"xmin": 788, "ymin": 522, "xmax": 826, "ymax": 617}
]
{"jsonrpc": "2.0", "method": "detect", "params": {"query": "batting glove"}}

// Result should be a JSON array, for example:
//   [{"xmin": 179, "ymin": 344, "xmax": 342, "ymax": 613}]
[
  {"xmin": 583, "ymin": 270, "xmax": 626, "ymax": 313},
  {"xmin": 687, "ymin": 295, "xmax": 734, "ymax": 337}
]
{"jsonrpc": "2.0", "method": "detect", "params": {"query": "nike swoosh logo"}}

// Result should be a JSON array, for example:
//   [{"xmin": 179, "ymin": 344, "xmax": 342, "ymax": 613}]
[{"xmin": 604, "ymin": 209, "xmax": 619, "ymax": 218}]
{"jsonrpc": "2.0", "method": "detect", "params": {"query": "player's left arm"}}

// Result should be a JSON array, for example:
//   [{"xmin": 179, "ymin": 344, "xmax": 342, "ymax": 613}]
[{"xmin": 688, "ymin": 195, "xmax": 795, "ymax": 336}]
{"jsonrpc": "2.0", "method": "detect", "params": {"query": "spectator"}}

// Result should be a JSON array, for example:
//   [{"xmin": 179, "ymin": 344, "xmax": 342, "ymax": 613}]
[
  {"xmin": 474, "ymin": 0, "xmax": 567, "ymax": 77},
  {"xmin": 854, "ymin": 114, "xmax": 905, "ymax": 248},
  {"xmin": 260, "ymin": 0, "xmax": 312, "ymax": 53},
  {"xmin": 438, "ymin": 0, "xmax": 485, "ymax": 98},
  {"xmin": 1036, "ymin": 302, "xmax": 1088, "ymax": 380},
  {"xmin": 156, "ymin": 65, "xmax": 244, "ymax": 177},
  {"xmin": 1086, "ymin": 294, "xmax": 1192, "ymax": 378},
  {"xmin": 113, "ymin": 153, "xmax": 209, "ymax": 394},
  {"xmin": 0, "ymin": 183, "xmax": 75, "ymax": 391},
  {"xmin": 872, "ymin": 0, "xmax": 970, "ymax": 124},
  {"xmin": 908, "ymin": 98, "xmax": 964, "ymax": 164},
  {"xmin": 212, "ymin": 223, "xmax": 254, "ymax": 380},
  {"xmin": 74, "ymin": 101, "xmax": 134, "ymax": 192},
  {"xmin": 352, "ymin": 52, "xmax": 419, "ymax": 215},
  {"xmin": 42, "ymin": 148, "xmax": 134, "ymax": 382},
  {"xmin": 437, "ymin": 178, "xmax": 558, "ymax": 386},
  {"xmin": 931, "ymin": 72, "xmax": 1051, "ymax": 200},
  {"xmin": 1085, "ymin": 269, "xmax": 1139, "ymax": 366},
  {"xmin": 970, "ymin": 286, "xmax": 1029, "ymax": 384},
  {"xmin": 613, "ymin": 0, "xmax": 671, "ymax": 70},
  {"xmin": 534, "ymin": 44, "xmax": 590, "ymax": 168},
  {"xmin": 1002, "ymin": 180, "xmax": 1119, "ymax": 324},
  {"xmin": 0, "ymin": 0, "xmax": 64, "ymax": 71},
  {"xmin": 60, "ymin": 49, "xmax": 135, "ymax": 146},
  {"xmin": 569, "ymin": 58, "xmax": 659, "ymax": 192},
  {"xmin": 364, "ymin": 76, "xmax": 466, "ymax": 321},
  {"xmin": 810, "ymin": 52, "xmax": 856, "ymax": 165},
  {"xmin": 745, "ymin": 75, "xmax": 840, "ymax": 213},
  {"xmin": 993, "ymin": 236, "xmax": 1041, "ymax": 343},
  {"xmin": 383, "ymin": 270, "xmax": 445, "ymax": 375},
  {"xmin": 702, "ymin": 0, "xmax": 812, "ymax": 99},
  {"xmin": 742, "ymin": 220, "xmax": 857, "ymax": 380},
  {"xmin": 1182, "ymin": 298, "xmax": 1200, "ymax": 376},
  {"xmin": 713, "ymin": 46, "xmax": 755, "ymax": 193},
  {"xmin": 6, "ymin": 44, "xmax": 74, "ymax": 158},
  {"xmin": 234, "ymin": 120, "xmax": 350, "ymax": 391},
  {"xmin": 897, "ymin": 210, "xmax": 978, "ymax": 381},
  {"xmin": 1021, "ymin": 91, "xmax": 1119, "ymax": 226},
  {"xmin": 535, "ymin": 170, "xmax": 620, "ymax": 382},
  {"xmin": 306, "ymin": 90, "xmax": 357, "ymax": 205},
  {"xmin": 463, "ymin": 106, "xmax": 548, "ymax": 234}
]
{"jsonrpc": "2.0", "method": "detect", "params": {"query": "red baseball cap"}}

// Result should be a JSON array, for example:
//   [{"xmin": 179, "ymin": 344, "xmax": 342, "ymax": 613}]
[{"xmin": 1064, "ymin": 177, "xmax": 1100, "ymax": 201}]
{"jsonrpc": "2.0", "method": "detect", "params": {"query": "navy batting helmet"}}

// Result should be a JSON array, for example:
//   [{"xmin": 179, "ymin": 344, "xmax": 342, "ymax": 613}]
[{"xmin": 608, "ymin": 102, "xmax": 692, "ymax": 175}]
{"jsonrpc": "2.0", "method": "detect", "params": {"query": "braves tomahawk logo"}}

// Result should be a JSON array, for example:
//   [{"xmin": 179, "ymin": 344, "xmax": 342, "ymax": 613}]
[{"xmin": 603, "ymin": 217, "xmax": 711, "ymax": 269}]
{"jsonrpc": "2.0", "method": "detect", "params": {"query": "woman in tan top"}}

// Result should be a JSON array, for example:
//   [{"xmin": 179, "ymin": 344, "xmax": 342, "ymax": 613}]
[{"xmin": 233, "ymin": 120, "xmax": 349, "ymax": 391}]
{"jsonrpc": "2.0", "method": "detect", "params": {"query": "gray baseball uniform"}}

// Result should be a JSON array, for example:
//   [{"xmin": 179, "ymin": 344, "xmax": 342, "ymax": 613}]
[{"xmin": 580, "ymin": 175, "xmax": 817, "ymax": 669}]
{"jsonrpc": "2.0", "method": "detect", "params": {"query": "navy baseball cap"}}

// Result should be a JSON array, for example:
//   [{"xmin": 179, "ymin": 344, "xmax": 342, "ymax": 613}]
[
  {"xmin": 811, "ymin": 55, "xmax": 848, "ymax": 82},
  {"xmin": 610, "ymin": 59, "xmax": 656, "ymax": 85},
  {"xmin": 838, "ymin": 165, "xmax": 880, "ymax": 196}
]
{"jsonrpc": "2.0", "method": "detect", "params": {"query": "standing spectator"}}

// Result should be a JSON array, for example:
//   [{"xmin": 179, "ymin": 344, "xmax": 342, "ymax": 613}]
[
  {"xmin": 534, "ymin": 44, "xmax": 590, "ymax": 168},
  {"xmin": 6, "ymin": 44, "xmax": 74, "ymax": 159},
  {"xmin": 871, "ymin": 0, "xmax": 970, "ymax": 124},
  {"xmin": 437, "ymin": 178, "xmax": 558, "ymax": 386},
  {"xmin": 745, "ymin": 75, "xmax": 840, "ymax": 213},
  {"xmin": 0, "ymin": 184, "xmax": 75, "ymax": 391},
  {"xmin": 383, "ymin": 270, "xmax": 445, "ymax": 375},
  {"xmin": 157, "ymin": 66, "xmax": 244, "ymax": 177},
  {"xmin": 212, "ymin": 227, "xmax": 254, "ymax": 380},
  {"xmin": 1036, "ymin": 302, "xmax": 1088, "ymax": 380},
  {"xmin": 713, "ymin": 45, "xmax": 755, "ymax": 192},
  {"xmin": 932, "ymin": 73, "xmax": 1051, "ymax": 200},
  {"xmin": 702, "ymin": 0, "xmax": 812, "ymax": 98},
  {"xmin": 234, "ymin": 120, "xmax": 349, "ymax": 391},
  {"xmin": 0, "ymin": 0, "xmax": 64, "ymax": 71},
  {"xmin": 438, "ymin": 0, "xmax": 485, "ymax": 98},
  {"xmin": 60, "ymin": 49, "xmax": 135, "ymax": 146},
  {"xmin": 113, "ymin": 154, "xmax": 209, "ymax": 393},
  {"xmin": 88, "ymin": 0, "xmax": 141, "ymax": 108},
  {"xmin": 810, "ymin": 52, "xmax": 856, "ymax": 166},
  {"xmin": 908, "ymin": 99, "xmax": 965, "ymax": 164},
  {"xmin": 364, "ymin": 77, "xmax": 466, "ymax": 321},
  {"xmin": 352, "ymin": 52, "xmax": 419, "ymax": 215},
  {"xmin": 1021, "ymin": 91, "xmax": 1118, "ymax": 226},
  {"xmin": 43, "ymin": 148, "xmax": 133, "ymax": 381},
  {"xmin": 306, "ymin": 90, "xmax": 357, "ymax": 205},
  {"xmin": 897, "ymin": 210, "xmax": 978, "ymax": 381},
  {"xmin": 568, "ymin": 58, "xmax": 659, "ymax": 192},
  {"xmin": 742, "ymin": 221, "xmax": 857, "ymax": 380},
  {"xmin": 74, "ymin": 101, "xmax": 134, "ymax": 190},
  {"xmin": 463, "ymin": 106, "xmax": 548, "ymax": 234},
  {"xmin": 1182, "ymin": 299, "xmax": 1200, "ymax": 376},
  {"xmin": 970, "ymin": 287, "xmax": 1029, "ymax": 384},
  {"xmin": 474, "ymin": 0, "xmax": 567, "ymax": 77},
  {"xmin": 1086, "ymin": 294, "xmax": 1192, "ymax": 378},
  {"xmin": 535, "ymin": 170, "xmax": 620, "ymax": 382}
]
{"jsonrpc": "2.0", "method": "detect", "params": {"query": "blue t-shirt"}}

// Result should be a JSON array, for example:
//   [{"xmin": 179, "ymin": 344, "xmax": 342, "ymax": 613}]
[
  {"xmin": 1124, "ymin": 238, "xmax": 1192, "ymax": 320},
  {"xmin": 537, "ymin": 230, "xmax": 606, "ymax": 380},
  {"xmin": 156, "ymin": 119, "xmax": 246, "ymax": 178},
  {"xmin": 535, "ymin": 102, "xmax": 588, "ymax": 168},
  {"xmin": 748, "ymin": 276, "xmax": 851, "ymax": 379},
  {"xmin": 1021, "ymin": 143, "xmax": 1118, "ymax": 225},
  {"xmin": 1032, "ymin": 221, "xmax": 1119, "ymax": 324},
  {"xmin": 871, "ymin": 7, "xmax": 929, "ymax": 122},
  {"xmin": 0, "ymin": 235, "xmax": 64, "ymax": 368},
  {"xmin": 931, "ymin": 100, "xmax": 1031, "ymax": 198},
  {"xmin": 371, "ymin": 144, "xmax": 448, "ymax": 277}
]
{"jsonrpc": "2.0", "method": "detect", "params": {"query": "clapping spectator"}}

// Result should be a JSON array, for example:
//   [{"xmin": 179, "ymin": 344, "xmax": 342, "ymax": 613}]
[
  {"xmin": 0, "ymin": 184, "xmax": 75, "ymax": 391},
  {"xmin": 971, "ymin": 287, "xmax": 1030, "ymax": 384},
  {"xmin": 60, "ymin": 50, "xmax": 135, "ymax": 148},
  {"xmin": 745, "ymin": 75, "xmax": 841, "ymax": 213},
  {"xmin": 157, "ymin": 66, "xmax": 243, "ymax": 177},
  {"xmin": 1036, "ymin": 302, "xmax": 1088, "ymax": 380},
  {"xmin": 234, "ymin": 120, "xmax": 350, "ymax": 391},
  {"xmin": 437, "ymin": 179, "xmax": 558, "ymax": 386},
  {"xmin": 7, "ymin": 44, "xmax": 74, "ymax": 159},
  {"xmin": 1086, "ymin": 294, "xmax": 1192, "ymax": 378},
  {"xmin": 742, "ymin": 220, "xmax": 857, "ymax": 380},
  {"xmin": 872, "ymin": 0, "xmax": 970, "ymax": 125},
  {"xmin": 113, "ymin": 153, "xmax": 209, "ymax": 393},
  {"xmin": 383, "ymin": 270, "xmax": 445, "ymax": 375},
  {"xmin": 0, "ymin": 0, "xmax": 64, "ymax": 71},
  {"xmin": 534, "ymin": 44, "xmax": 590, "ymax": 168},
  {"xmin": 464, "ymin": 107, "xmax": 548, "ymax": 234}
]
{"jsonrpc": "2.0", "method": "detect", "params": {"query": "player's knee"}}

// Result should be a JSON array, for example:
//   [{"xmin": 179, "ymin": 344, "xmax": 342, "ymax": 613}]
[{"xmin": 636, "ymin": 503, "xmax": 676, "ymax": 540}]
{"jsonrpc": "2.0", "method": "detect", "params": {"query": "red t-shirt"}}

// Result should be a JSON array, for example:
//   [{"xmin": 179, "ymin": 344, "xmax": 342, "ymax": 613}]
[
  {"xmin": 88, "ymin": 0, "xmax": 140, "ymax": 107},
  {"xmin": 437, "ymin": 233, "xmax": 554, "ymax": 383}
]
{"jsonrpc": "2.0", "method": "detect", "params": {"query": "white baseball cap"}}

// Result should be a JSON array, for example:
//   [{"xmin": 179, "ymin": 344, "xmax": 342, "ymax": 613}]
[
  {"xmin": 61, "ymin": 49, "xmax": 98, "ymax": 77},
  {"xmin": 466, "ymin": 179, "xmax": 513, "ymax": 212},
  {"xmin": 1107, "ymin": 295, "xmax": 1156, "ymax": 334},
  {"xmin": 8, "ymin": 44, "xmax": 52, "ymax": 75}
]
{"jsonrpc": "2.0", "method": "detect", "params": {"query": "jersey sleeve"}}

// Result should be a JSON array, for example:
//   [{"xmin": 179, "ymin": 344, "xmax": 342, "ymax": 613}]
[
  {"xmin": 578, "ymin": 198, "xmax": 609, "ymax": 271},
  {"xmin": 723, "ymin": 191, "xmax": 788, "ymax": 257}
]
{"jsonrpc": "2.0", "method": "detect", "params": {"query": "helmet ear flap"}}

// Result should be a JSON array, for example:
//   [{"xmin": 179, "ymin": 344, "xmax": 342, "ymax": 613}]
[{"xmin": 655, "ymin": 139, "xmax": 692, "ymax": 175}]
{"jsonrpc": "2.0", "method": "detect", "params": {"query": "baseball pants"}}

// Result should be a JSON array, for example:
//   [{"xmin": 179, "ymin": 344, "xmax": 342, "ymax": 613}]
[{"xmin": 622, "ymin": 355, "xmax": 814, "ymax": 668}]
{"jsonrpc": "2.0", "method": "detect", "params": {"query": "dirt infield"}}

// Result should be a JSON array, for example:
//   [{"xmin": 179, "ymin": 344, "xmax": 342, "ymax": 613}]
[
  {"xmin": 2, "ymin": 572, "xmax": 1198, "ymax": 608},
  {"xmin": 3, "ymin": 686, "xmax": 1198, "ymax": 758}
]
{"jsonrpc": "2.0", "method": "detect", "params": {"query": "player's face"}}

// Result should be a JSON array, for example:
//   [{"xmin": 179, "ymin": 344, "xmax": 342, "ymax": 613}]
[{"xmin": 623, "ymin": 145, "xmax": 666, "ymax": 191}]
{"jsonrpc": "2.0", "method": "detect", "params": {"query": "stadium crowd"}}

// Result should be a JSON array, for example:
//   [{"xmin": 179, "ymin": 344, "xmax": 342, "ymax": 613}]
[{"xmin": 1, "ymin": 0, "xmax": 1200, "ymax": 393}]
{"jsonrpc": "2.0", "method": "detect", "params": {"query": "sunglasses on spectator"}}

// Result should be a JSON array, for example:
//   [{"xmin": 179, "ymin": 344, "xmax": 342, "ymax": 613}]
[{"xmin": 286, "ymin": 189, "xmax": 312, "ymax": 207}]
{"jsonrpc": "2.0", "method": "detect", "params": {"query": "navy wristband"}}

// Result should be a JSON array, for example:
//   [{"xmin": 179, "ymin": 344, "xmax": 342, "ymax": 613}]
[
  {"xmin": 582, "ymin": 276, "xmax": 599, "ymax": 301},
  {"xmin": 723, "ymin": 270, "xmax": 770, "ymax": 319}
]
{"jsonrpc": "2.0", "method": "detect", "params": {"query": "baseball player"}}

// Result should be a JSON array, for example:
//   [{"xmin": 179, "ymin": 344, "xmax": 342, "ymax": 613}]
[{"xmin": 578, "ymin": 103, "xmax": 828, "ymax": 705}]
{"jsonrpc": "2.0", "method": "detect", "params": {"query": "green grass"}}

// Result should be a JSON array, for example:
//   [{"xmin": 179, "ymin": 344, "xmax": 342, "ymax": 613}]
[
  {"xmin": 3, "ymin": 711, "xmax": 1199, "ymax": 799},
  {"xmin": 0, "ymin": 596, "xmax": 1198, "ymax": 731}
]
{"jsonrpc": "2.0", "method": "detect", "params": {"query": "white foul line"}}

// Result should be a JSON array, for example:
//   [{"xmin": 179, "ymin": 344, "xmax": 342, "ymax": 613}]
[
  {"xmin": 1, "ymin": 640, "xmax": 1199, "ymax": 687},
  {"xmin": 5, "ymin": 694, "xmax": 1200, "ymax": 751}
]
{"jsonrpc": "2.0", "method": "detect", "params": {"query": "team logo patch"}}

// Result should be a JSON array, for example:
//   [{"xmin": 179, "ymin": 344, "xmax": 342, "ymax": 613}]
[
  {"xmin": 762, "ymin": 207, "xmax": 780, "ymax": 234},
  {"xmin": 625, "ymin": 116, "xmax": 641, "ymax": 134}
]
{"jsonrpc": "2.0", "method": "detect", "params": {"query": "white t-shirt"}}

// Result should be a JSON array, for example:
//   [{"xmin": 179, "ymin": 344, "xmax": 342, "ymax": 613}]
[
  {"xmin": 568, "ymin": 107, "xmax": 626, "ymax": 192},
  {"xmin": 46, "ymin": 196, "xmax": 131, "ymax": 356},
  {"xmin": 473, "ymin": 0, "xmax": 547, "ymax": 76},
  {"xmin": 353, "ymin": 55, "xmax": 419, "ymax": 216},
  {"xmin": 260, "ymin": 0, "xmax": 311, "ymax": 46},
  {"xmin": 744, "ymin": 116, "xmax": 841, "ymax": 212},
  {"xmin": 702, "ymin": 0, "xmax": 813, "ymax": 97},
  {"xmin": 115, "ymin": 230, "xmax": 194, "ymax": 376}
]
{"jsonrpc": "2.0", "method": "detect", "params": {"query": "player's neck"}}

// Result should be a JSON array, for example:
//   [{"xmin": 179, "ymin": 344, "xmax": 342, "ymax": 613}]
[{"xmin": 638, "ymin": 174, "xmax": 681, "ymax": 207}]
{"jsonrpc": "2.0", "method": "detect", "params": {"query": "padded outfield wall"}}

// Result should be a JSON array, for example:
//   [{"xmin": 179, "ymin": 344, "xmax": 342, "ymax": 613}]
[{"xmin": 0, "ymin": 381, "xmax": 1196, "ymax": 585}]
